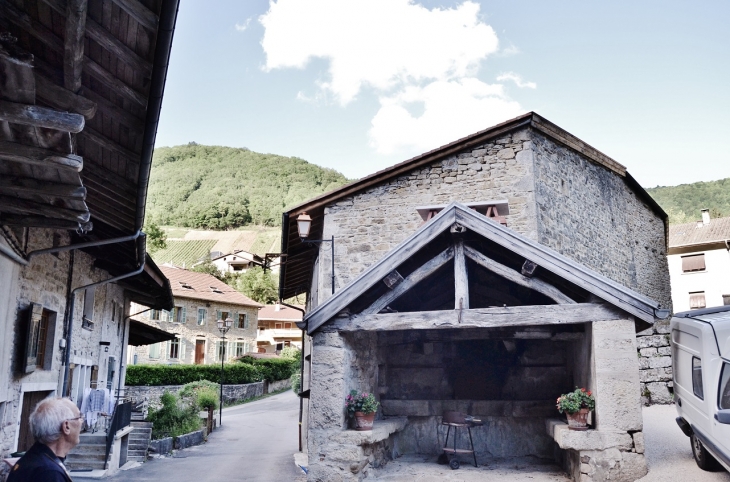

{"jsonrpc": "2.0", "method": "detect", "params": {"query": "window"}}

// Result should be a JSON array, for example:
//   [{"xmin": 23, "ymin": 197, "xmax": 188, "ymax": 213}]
[
  {"xmin": 238, "ymin": 313, "xmax": 247, "ymax": 329},
  {"xmin": 216, "ymin": 341, "xmax": 227, "ymax": 362},
  {"xmin": 682, "ymin": 254, "xmax": 706, "ymax": 272},
  {"xmin": 723, "ymin": 295, "xmax": 730, "ymax": 306},
  {"xmin": 720, "ymin": 363, "xmax": 730, "ymax": 410},
  {"xmin": 150, "ymin": 310, "xmax": 160, "ymax": 321},
  {"xmin": 83, "ymin": 287, "xmax": 95, "ymax": 322},
  {"xmin": 169, "ymin": 338, "xmax": 180, "ymax": 359},
  {"xmin": 197, "ymin": 308, "xmax": 207, "ymax": 325},
  {"xmin": 216, "ymin": 310, "xmax": 230, "ymax": 322},
  {"xmin": 235, "ymin": 341, "xmax": 245, "ymax": 357},
  {"xmin": 692, "ymin": 357, "xmax": 704, "ymax": 400},
  {"xmin": 174, "ymin": 306, "xmax": 186, "ymax": 323},
  {"xmin": 284, "ymin": 322, "xmax": 292, "ymax": 329},
  {"xmin": 36, "ymin": 311, "xmax": 50, "ymax": 369},
  {"xmin": 149, "ymin": 343, "xmax": 160, "ymax": 359},
  {"xmin": 275, "ymin": 323, "xmax": 282, "ymax": 329},
  {"xmin": 689, "ymin": 292, "xmax": 706, "ymax": 310}
]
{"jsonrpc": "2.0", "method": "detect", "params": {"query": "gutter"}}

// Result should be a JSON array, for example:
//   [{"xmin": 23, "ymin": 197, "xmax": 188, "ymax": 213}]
[
  {"xmin": 0, "ymin": 240, "xmax": 27, "ymax": 265},
  {"xmin": 135, "ymin": 0, "xmax": 181, "ymax": 231},
  {"xmin": 279, "ymin": 301, "xmax": 306, "ymax": 452},
  {"xmin": 62, "ymin": 234, "xmax": 148, "ymax": 396}
]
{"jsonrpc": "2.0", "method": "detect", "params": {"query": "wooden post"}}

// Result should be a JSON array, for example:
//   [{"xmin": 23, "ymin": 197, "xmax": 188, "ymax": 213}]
[{"xmin": 454, "ymin": 238, "xmax": 469, "ymax": 310}]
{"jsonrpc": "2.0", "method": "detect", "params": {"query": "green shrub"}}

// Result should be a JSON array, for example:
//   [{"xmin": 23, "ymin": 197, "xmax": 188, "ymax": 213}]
[
  {"xmin": 147, "ymin": 391, "xmax": 201, "ymax": 439},
  {"xmin": 126, "ymin": 364, "xmax": 262, "ymax": 386},
  {"xmin": 280, "ymin": 346, "xmax": 302, "ymax": 362},
  {"xmin": 290, "ymin": 372, "xmax": 301, "ymax": 394},
  {"xmin": 234, "ymin": 357, "xmax": 298, "ymax": 382},
  {"xmin": 178, "ymin": 380, "xmax": 219, "ymax": 411}
]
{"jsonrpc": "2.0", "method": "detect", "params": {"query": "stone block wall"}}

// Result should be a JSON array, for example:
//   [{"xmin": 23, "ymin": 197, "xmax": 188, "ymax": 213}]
[
  {"xmin": 125, "ymin": 381, "xmax": 265, "ymax": 409},
  {"xmin": 636, "ymin": 320, "xmax": 673, "ymax": 405}
]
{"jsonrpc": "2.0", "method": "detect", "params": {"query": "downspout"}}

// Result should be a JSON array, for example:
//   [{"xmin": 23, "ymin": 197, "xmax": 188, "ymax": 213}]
[
  {"xmin": 0, "ymin": 242, "xmax": 28, "ymax": 265},
  {"xmin": 62, "ymin": 234, "xmax": 147, "ymax": 396},
  {"xmin": 280, "ymin": 301, "xmax": 306, "ymax": 452},
  {"xmin": 117, "ymin": 308, "xmax": 153, "ymax": 405}
]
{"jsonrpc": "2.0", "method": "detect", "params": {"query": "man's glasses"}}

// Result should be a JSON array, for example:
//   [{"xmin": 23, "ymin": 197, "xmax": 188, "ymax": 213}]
[{"xmin": 66, "ymin": 415, "xmax": 84, "ymax": 422}]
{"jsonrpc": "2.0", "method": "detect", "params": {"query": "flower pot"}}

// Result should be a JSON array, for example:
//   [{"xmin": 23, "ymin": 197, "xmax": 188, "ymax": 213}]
[
  {"xmin": 566, "ymin": 408, "xmax": 590, "ymax": 431},
  {"xmin": 352, "ymin": 411, "xmax": 376, "ymax": 431}
]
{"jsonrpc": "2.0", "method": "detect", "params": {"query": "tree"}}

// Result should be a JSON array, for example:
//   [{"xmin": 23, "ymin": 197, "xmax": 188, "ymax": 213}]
[
  {"xmin": 191, "ymin": 260, "xmax": 224, "ymax": 279},
  {"xmin": 144, "ymin": 222, "xmax": 167, "ymax": 252},
  {"xmin": 232, "ymin": 266, "xmax": 278, "ymax": 304}
]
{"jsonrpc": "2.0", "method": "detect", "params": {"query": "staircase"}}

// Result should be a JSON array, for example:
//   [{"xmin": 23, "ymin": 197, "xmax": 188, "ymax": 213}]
[
  {"xmin": 65, "ymin": 432, "xmax": 110, "ymax": 472},
  {"xmin": 127, "ymin": 421, "xmax": 152, "ymax": 462}
]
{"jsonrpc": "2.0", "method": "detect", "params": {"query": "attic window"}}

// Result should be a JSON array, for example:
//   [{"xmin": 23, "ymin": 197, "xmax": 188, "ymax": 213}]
[
  {"xmin": 178, "ymin": 281, "xmax": 193, "ymax": 290},
  {"xmin": 416, "ymin": 201, "xmax": 509, "ymax": 226},
  {"xmin": 210, "ymin": 286, "xmax": 223, "ymax": 294}
]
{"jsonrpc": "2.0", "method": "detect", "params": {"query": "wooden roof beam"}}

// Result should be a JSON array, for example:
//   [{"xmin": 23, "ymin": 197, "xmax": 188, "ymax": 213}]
[
  {"xmin": 0, "ymin": 195, "xmax": 90, "ymax": 222},
  {"xmin": 0, "ymin": 176, "xmax": 86, "ymax": 200},
  {"xmin": 0, "ymin": 99, "xmax": 85, "ymax": 132},
  {"xmin": 0, "ymin": 141, "xmax": 83, "ymax": 171},
  {"xmin": 0, "ymin": 214, "xmax": 91, "ymax": 231},
  {"xmin": 36, "ymin": 74, "xmax": 97, "ymax": 119},
  {"xmin": 81, "ymin": 87, "xmax": 143, "ymax": 133},
  {"xmin": 63, "ymin": 0, "xmax": 88, "ymax": 92},
  {"xmin": 113, "ymin": 0, "xmax": 159, "ymax": 31},
  {"xmin": 82, "ymin": 127, "xmax": 141, "ymax": 161}
]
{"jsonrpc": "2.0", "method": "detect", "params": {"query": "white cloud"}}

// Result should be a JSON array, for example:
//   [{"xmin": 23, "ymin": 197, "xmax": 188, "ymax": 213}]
[
  {"xmin": 235, "ymin": 18, "xmax": 251, "ymax": 31},
  {"xmin": 496, "ymin": 72, "xmax": 536, "ymax": 89},
  {"xmin": 499, "ymin": 44, "xmax": 521, "ymax": 57},
  {"xmin": 260, "ymin": 0, "xmax": 499, "ymax": 105},
  {"xmin": 369, "ymin": 79, "xmax": 524, "ymax": 155}
]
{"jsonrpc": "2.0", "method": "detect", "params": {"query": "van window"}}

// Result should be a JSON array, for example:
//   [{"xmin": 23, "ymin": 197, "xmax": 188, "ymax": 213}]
[
  {"xmin": 720, "ymin": 362, "xmax": 730, "ymax": 409},
  {"xmin": 692, "ymin": 357, "xmax": 704, "ymax": 400}
]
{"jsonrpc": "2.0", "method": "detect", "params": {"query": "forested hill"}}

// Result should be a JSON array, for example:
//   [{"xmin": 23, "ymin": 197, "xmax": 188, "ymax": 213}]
[
  {"xmin": 647, "ymin": 177, "xmax": 730, "ymax": 224},
  {"xmin": 146, "ymin": 144, "xmax": 350, "ymax": 228}
]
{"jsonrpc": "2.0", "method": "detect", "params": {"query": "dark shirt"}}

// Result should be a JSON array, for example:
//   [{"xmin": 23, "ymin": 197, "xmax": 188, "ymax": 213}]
[{"xmin": 7, "ymin": 442, "xmax": 72, "ymax": 482}]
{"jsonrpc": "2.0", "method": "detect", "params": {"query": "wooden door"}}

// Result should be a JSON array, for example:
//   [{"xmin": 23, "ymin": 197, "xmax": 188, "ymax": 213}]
[
  {"xmin": 195, "ymin": 340, "xmax": 205, "ymax": 364},
  {"xmin": 17, "ymin": 391, "xmax": 52, "ymax": 452}
]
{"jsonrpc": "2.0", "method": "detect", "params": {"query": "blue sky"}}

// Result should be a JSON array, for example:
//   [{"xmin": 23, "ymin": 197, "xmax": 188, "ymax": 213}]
[{"xmin": 155, "ymin": 1, "xmax": 730, "ymax": 188}]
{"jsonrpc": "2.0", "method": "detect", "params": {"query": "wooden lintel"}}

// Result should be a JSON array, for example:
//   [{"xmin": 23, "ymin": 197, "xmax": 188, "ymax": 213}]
[
  {"xmin": 463, "ymin": 245, "xmax": 575, "ymax": 304},
  {"xmin": 36, "ymin": 74, "xmax": 97, "ymax": 119},
  {"xmin": 0, "ymin": 177, "xmax": 86, "ymax": 200},
  {"xmin": 112, "ymin": 0, "xmax": 159, "ymax": 30},
  {"xmin": 454, "ymin": 238, "xmax": 469, "ymax": 310},
  {"xmin": 0, "ymin": 195, "xmax": 90, "ymax": 223},
  {"xmin": 63, "ymin": 0, "xmax": 88, "ymax": 92},
  {"xmin": 0, "ymin": 141, "xmax": 83, "ymax": 171},
  {"xmin": 0, "ymin": 214, "xmax": 90, "ymax": 231},
  {"xmin": 0, "ymin": 99, "xmax": 85, "ymax": 133},
  {"xmin": 332, "ymin": 303, "xmax": 622, "ymax": 333},
  {"xmin": 362, "ymin": 246, "xmax": 454, "ymax": 315}
]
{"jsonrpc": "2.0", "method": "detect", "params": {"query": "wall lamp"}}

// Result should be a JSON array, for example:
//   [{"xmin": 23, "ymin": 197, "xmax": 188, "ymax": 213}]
[{"xmin": 296, "ymin": 212, "xmax": 335, "ymax": 295}]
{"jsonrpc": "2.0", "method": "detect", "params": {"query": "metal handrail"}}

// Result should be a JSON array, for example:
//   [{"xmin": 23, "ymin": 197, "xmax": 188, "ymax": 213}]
[{"xmin": 104, "ymin": 401, "xmax": 132, "ymax": 470}]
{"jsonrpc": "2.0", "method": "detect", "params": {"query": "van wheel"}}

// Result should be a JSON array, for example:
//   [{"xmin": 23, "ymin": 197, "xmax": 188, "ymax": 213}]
[{"xmin": 691, "ymin": 434, "xmax": 720, "ymax": 470}]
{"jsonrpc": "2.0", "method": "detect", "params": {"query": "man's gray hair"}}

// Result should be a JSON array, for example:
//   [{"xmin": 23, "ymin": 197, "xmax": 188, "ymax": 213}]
[{"xmin": 30, "ymin": 398, "xmax": 77, "ymax": 444}]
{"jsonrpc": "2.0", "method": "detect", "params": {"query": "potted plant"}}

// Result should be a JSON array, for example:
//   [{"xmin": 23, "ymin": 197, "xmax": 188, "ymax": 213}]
[
  {"xmin": 346, "ymin": 390, "xmax": 379, "ymax": 431},
  {"xmin": 556, "ymin": 387, "xmax": 595, "ymax": 431}
]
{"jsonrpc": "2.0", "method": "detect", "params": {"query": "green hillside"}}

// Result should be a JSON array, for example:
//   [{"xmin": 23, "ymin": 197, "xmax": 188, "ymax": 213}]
[
  {"xmin": 147, "ymin": 144, "xmax": 350, "ymax": 229},
  {"xmin": 647, "ymin": 177, "xmax": 730, "ymax": 224},
  {"xmin": 151, "ymin": 240, "xmax": 216, "ymax": 267}
]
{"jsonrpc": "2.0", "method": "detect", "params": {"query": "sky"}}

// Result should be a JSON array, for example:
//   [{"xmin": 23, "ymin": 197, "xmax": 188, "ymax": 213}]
[{"xmin": 155, "ymin": 0, "xmax": 730, "ymax": 188}]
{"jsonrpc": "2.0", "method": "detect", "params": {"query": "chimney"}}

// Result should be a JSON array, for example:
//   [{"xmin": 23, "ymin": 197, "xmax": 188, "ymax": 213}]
[
  {"xmin": 275, "ymin": 303, "xmax": 281, "ymax": 311},
  {"xmin": 701, "ymin": 209, "xmax": 710, "ymax": 226}
]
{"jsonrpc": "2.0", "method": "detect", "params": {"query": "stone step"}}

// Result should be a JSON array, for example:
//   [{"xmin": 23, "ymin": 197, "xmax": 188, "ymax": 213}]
[
  {"xmin": 131, "ymin": 421, "xmax": 152, "ymax": 427},
  {"xmin": 79, "ymin": 433, "xmax": 107, "ymax": 444},
  {"xmin": 67, "ymin": 453, "xmax": 108, "ymax": 462},
  {"xmin": 128, "ymin": 443, "xmax": 149, "ymax": 451},
  {"xmin": 66, "ymin": 459, "xmax": 107, "ymax": 471},
  {"xmin": 69, "ymin": 444, "xmax": 107, "ymax": 455},
  {"xmin": 127, "ymin": 456, "xmax": 146, "ymax": 463},
  {"xmin": 130, "ymin": 428, "xmax": 152, "ymax": 435},
  {"xmin": 127, "ymin": 449, "xmax": 147, "ymax": 457}
]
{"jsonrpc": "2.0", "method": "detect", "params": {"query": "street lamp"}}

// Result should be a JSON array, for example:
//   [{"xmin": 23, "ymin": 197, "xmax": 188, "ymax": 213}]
[
  {"xmin": 217, "ymin": 316, "xmax": 233, "ymax": 426},
  {"xmin": 296, "ymin": 212, "xmax": 335, "ymax": 295}
]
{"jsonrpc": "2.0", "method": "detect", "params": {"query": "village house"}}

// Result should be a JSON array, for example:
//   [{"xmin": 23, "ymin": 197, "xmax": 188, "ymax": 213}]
[
  {"xmin": 0, "ymin": 0, "xmax": 180, "ymax": 475},
  {"xmin": 131, "ymin": 266, "xmax": 261, "ymax": 365},
  {"xmin": 279, "ymin": 113, "xmax": 672, "ymax": 481},
  {"xmin": 256, "ymin": 303, "xmax": 304, "ymax": 354},
  {"xmin": 210, "ymin": 249, "xmax": 263, "ymax": 274}
]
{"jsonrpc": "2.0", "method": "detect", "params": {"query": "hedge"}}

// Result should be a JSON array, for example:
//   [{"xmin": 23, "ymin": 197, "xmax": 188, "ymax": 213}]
[
  {"xmin": 126, "ymin": 363, "xmax": 262, "ymax": 386},
  {"xmin": 236, "ymin": 357, "xmax": 298, "ymax": 382}
]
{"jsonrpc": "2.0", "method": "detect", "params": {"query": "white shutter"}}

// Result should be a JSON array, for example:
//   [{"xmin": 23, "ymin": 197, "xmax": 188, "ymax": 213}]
[
  {"xmin": 181, "ymin": 306, "xmax": 187, "ymax": 324},
  {"xmin": 180, "ymin": 339, "xmax": 186, "ymax": 362}
]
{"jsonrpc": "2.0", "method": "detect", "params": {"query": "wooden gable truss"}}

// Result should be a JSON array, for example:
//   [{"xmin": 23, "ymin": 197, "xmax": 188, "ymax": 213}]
[{"xmin": 302, "ymin": 203, "xmax": 669, "ymax": 334}]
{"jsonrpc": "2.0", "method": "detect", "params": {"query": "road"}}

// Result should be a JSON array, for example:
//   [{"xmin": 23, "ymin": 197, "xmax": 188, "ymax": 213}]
[{"xmin": 109, "ymin": 390, "xmax": 305, "ymax": 482}]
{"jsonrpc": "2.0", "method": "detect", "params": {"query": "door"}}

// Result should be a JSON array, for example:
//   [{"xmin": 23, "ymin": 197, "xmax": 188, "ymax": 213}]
[
  {"xmin": 18, "ymin": 391, "xmax": 52, "ymax": 452},
  {"xmin": 195, "ymin": 340, "xmax": 205, "ymax": 364}
]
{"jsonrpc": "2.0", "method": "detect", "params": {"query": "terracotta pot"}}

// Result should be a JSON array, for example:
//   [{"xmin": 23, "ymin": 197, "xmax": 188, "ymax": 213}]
[
  {"xmin": 566, "ymin": 408, "xmax": 590, "ymax": 431},
  {"xmin": 352, "ymin": 411, "xmax": 376, "ymax": 431}
]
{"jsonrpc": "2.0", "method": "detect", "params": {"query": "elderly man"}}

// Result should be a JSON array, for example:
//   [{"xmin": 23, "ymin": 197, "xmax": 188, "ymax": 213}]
[{"xmin": 8, "ymin": 397, "xmax": 82, "ymax": 482}]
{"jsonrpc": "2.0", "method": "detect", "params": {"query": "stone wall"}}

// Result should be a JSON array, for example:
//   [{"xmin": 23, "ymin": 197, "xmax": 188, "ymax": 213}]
[
  {"xmin": 125, "ymin": 381, "xmax": 265, "ymax": 409},
  {"xmin": 131, "ymin": 298, "xmax": 258, "ymax": 365},
  {"xmin": 636, "ymin": 320, "xmax": 673, "ymax": 405}
]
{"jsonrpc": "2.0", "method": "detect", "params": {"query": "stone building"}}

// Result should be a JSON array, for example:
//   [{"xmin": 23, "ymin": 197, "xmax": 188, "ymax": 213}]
[
  {"xmin": 278, "ymin": 113, "xmax": 672, "ymax": 481},
  {"xmin": 0, "ymin": 0, "xmax": 180, "ymax": 474},
  {"xmin": 131, "ymin": 266, "xmax": 261, "ymax": 365}
]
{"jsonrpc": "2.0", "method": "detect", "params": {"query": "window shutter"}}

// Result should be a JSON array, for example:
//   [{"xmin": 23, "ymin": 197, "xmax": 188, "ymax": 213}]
[
  {"xmin": 23, "ymin": 303, "xmax": 43, "ymax": 374},
  {"xmin": 180, "ymin": 340, "xmax": 186, "ymax": 361},
  {"xmin": 181, "ymin": 306, "xmax": 187, "ymax": 324},
  {"xmin": 689, "ymin": 292, "xmax": 706, "ymax": 309},
  {"xmin": 243, "ymin": 313, "xmax": 248, "ymax": 329},
  {"xmin": 232, "ymin": 311, "xmax": 238, "ymax": 327},
  {"xmin": 682, "ymin": 254, "xmax": 706, "ymax": 272},
  {"xmin": 216, "ymin": 310, "xmax": 222, "ymax": 321}
]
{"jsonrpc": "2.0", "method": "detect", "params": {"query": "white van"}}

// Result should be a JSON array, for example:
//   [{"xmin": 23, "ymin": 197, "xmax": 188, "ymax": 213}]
[{"xmin": 671, "ymin": 306, "xmax": 730, "ymax": 472}]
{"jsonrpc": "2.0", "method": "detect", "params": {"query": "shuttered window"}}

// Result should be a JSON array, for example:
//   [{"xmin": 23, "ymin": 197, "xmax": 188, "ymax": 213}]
[
  {"xmin": 689, "ymin": 292, "xmax": 706, "ymax": 310},
  {"xmin": 681, "ymin": 254, "xmax": 706, "ymax": 272}
]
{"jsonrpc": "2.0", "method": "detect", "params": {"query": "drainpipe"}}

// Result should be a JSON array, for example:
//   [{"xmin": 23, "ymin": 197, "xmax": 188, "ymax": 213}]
[
  {"xmin": 117, "ymin": 308, "xmax": 153, "ymax": 405},
  {"xmin": 0, "ymin": 241, "xmax": 28, "ymax": 265},
  {"xmin": 26, "ymin": 230, "xmax": 142, "ymax": 260},
  {"xmin": 62, "ymin": 234, "xmax": 147, "ymax": 397},
  {"xmin": 280, "ymin": 301, "xmax": 307, "ymax": 452}
]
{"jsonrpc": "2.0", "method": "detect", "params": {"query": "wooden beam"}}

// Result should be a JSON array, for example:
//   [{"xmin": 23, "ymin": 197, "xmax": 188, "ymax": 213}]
[
  {"xmin": 0, "ymin": 214, "xmax": 90, "ymax": 231},
  {"xmin": 463, "ymin": 245, "xmax": 575, "ymax": 305},
  {"xmin": 81, "ymin": 127, "xmax": 141, "ymax": 162},
  {"xmin": 81, "ymin": 87, "xmax": 142, "ymax": 132},
  {"xmin": 112, "ymin": 0, "xmax": 159, "ymax": 30},
  {"xmin": 0, "ymin": 195, "xmax": 90, "ymax": 222},
  {"xmin": 63, "ymin": 0, "xmax": 88, "ymax": 92},
  {"xmin": 0, "ymin": 99, "xmax": 85, "ymax": 133},
  {"xmin": 362, "ymin": 246, "xmax": 454, "ymax": 315},
  {"xmin": 36, "ymin": 74, "xmax": 97, "ymax": 119},
  {"xmin": 454, "ymin": 238, "xmax": 469, "ymax": 310},
  {"xmin": 331, "ymin": 303, "xmax": 622, "ymax": 333},
  {"xmin": 0, "ymin": 141, "xmax": 83, "ymax": 171},
  {"xmin": 83, "ymin": 57, "xmax": 147, "ymax": 106},
  {"xmin": 0, "ymin": 177, "xmax": 86, "ymax": 200}
]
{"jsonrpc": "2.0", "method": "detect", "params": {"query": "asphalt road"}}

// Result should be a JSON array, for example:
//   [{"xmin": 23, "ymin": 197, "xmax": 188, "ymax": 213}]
[
  {"xmin": 109, "ymin": 390, "xmax": 305, "ymax": 482},
  {"xmin": 639, "ymin": 404, "xmax": 730, "ymax": 482}
]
